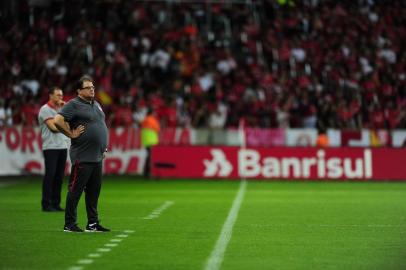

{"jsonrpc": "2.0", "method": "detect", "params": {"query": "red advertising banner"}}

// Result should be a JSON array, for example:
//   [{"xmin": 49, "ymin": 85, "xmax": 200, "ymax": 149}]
[
  {"xmin": 1, "ymin": 126, "xmax": 405, "ymax": 177},
  {"xmin": 0, "ymin": 127, "xmax": 147, "ymax": 175},
  {"xmin": 0, "ymin": 127, "xmax": 193, "ymax": 175},
  {"xmin": 151, "ymin": 146, "xmax": 406, "ymax": 180}
]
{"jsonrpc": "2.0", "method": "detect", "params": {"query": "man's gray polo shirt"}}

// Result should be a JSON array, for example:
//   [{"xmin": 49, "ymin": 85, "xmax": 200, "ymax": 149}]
[
  {"xmin": 38, "ymin": 102, "xmax": 69, "ymax": 150},
  {"xmin": 58, "ymin": 97, "xmax": 108, "ymax": 163}
]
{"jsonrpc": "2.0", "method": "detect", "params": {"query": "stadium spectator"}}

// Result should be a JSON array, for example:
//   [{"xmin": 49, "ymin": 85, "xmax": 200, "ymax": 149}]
[
  {"xmin": 109, "ymin": 96, "xmax": 133, "ymax": 127},
  {"xmin": 316, "ymin": 129, "xmax": 330, "ymax": 148},
  {"xmin": 0, "ymin": 0, "xmax": 405, "ymax": 130},
  {"xmin": 21, "ymin": 99, "xmax": 40, "ymax": 126},
  {"xmin": 208, "ymin": 101, "xmax": 228, "ymax": 129},
  {"xmin": 0, "ymin": 99, "xmax": 13, "ymax": 126}
]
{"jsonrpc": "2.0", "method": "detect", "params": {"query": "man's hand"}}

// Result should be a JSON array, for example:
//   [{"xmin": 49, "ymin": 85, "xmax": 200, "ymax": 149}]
[
  {"xmin": 71, "ymin": 125, "xmax": 85, "ymax": 138},
  {"xmin": 54, "ymin": 114, "xmax": 85, "ymax": 139},
  {"xmin": 57, "ymin": 100, "xmax": 66, "ymax": 107}
]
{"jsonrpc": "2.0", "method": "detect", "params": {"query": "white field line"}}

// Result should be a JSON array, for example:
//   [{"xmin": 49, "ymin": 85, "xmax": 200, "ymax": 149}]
[
  {"xmin": 142, "ymin": 201, "xmax": 174, "ymax": 220},
  {"xmin": 0, "ymin": 182, "xmax": 21, "ymax": 188},
  {"xmin": 66, "ymin": 230, "xmax": 134, "ymax": 270},
  {"xmin": 77, "ymin": 259, "xmax": 93, "ymax": 265},
  {"xmin": 105, "ymin": 243, "xmax": 118, "ymax": 247},
  {"xmin": 110, "ymin": 238, "xmax": 123, "ymax": 242},
  {"xmin": 204, "ymin": 180, "xmax": 247, "ymax": 270},
  {"xmin": 97, "ymin": 248, "xmax": 111, "ymax": 252},
  {"xmin": 67, "ymin": 267, "xmax": 83, "ymax": 270},
  {"xmin": 252, "ymin": 223, "xmax": 406, "ymax": 228}
]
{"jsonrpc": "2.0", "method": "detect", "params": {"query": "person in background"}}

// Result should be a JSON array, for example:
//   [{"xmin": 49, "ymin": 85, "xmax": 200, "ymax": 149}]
[
  {"xmin": 0, "ymin": 99, "xmax": 13, "ymax": 127},
  {"xmin": 38, "ymin": 87, "xmax": 69, "ymax": 212},
  {"xmin": 316, "ymin": 128, "xmax": 330, "ymax": 147},
  {"xmin": 141, "ymin": 107, "xmax": 160, "ymax": 177}
]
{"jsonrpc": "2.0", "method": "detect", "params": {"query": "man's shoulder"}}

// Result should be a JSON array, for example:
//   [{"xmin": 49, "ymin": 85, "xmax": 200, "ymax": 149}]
[
  {"xmin": 66, "ymin": 97, "xmax": 79, "ymax": 104},
  {"xmin": 61, "ymin": 98, "xmax": 80, "ymax": 108},
  {"xmin": 39, "ymin": 104, "xmax": 53, "ymax": 114},
  {"xmin": 40, "ymin": 103, "xmax": 49, "ymax": 110},
  {"xmin": 58, "ymin": 98, "xmax": 79, "ymax": 117}
]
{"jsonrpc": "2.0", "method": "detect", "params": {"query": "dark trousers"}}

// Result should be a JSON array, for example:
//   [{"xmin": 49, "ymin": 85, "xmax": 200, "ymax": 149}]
[
  {"xmin": 42, "ymin": 149, "xmax": 67, "ymax": 209},
  {"xmin": 143, "ymin": 147, "xmax": 151, "ymax": 177},
  {"xmin": 65, "ymin": 161, "xmax": 102, "ymax": 227}
]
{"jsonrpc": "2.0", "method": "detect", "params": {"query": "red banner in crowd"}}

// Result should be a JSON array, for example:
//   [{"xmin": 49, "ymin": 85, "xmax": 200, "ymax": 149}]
[
  {"xmin": 151, "ymin": 146, "xmax": 406, "ymax": 180},
  {"xmin": 245, "ymin": 128, "xmax": 285, "ymax": 147}
]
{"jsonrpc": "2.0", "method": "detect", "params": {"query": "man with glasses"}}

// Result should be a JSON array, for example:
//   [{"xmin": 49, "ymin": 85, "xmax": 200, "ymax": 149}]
[{"xmin": 54, "ymin": 75, "xmax": 110, "ymax": 232}]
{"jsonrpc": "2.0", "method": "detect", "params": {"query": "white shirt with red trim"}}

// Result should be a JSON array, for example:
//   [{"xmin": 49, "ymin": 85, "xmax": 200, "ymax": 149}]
[{"xmin": 38, "ymin": 102, "xmax": 69, "ymax": 150}]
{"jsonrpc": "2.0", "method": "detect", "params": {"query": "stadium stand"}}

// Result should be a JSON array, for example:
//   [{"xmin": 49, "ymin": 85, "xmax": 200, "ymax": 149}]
[{"xmin": 0, "ymin": 0, "xmax": 405, "ymax": 129}]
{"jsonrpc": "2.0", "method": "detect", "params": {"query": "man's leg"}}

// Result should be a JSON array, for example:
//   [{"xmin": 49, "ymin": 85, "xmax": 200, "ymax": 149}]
[
  {"xmin": 84, "ymin": 162, "xmax": 102, "ymax": 224},
  {"xmin": 42, "ymin": 150, "xmax": 58, "ymax": 210},
  {"xmin": 52, "ymin": 149, "xmax": 67, "ymax": 209},
  {"xmin": 65, "ymin": 161, "xmax": 92, "ymax": 227},
  {"xmin": 143, "ymin": 147, "xmax": 151, "ymax": 177}
]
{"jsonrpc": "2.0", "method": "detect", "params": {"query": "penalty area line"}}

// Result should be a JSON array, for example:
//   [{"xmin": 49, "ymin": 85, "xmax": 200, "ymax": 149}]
[{"xmin": 204, "ymin": 180, "xmax": 247, "ymax": 270}]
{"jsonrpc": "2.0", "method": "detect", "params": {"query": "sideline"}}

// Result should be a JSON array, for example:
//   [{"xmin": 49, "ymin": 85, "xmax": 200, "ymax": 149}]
[
  {"xmin": 142, "ymin": 201, "xmax": 174, "ymax": 220},
  {"xmin": 66, "ymin": 230, "xmax": 135, "ymax": 270},
  {"xmin": 204, "ymin": 180, "xmax": 247, "ymax": 270},
  {"xmin": 67, "ymin": 200, "xmax": 174, "ymax": 270}
]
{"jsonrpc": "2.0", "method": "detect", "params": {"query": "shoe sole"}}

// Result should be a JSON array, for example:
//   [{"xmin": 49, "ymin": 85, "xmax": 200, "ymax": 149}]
[
  {"xmin": 85, "ymin": 229, "xmax": 108, "ymax": 232},
  {"xmin": 63, "ymin": 230, "xmax": 83, "ymax": 233}
]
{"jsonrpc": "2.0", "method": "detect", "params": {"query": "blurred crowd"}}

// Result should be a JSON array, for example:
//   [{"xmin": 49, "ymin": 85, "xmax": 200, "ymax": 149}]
[{"xmin": 0, "ymin": 0, "xmax": 405, "ymax": 130}]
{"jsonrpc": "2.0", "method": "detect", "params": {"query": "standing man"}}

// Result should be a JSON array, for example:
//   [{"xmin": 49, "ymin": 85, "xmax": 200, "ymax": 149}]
[
  {"xmin": 38, "ymin": 87, "xmax": 69, "ymax": 212},
  {"xmin": 54, "ymin": 75, "xmax": 110, "ymax": 232},
  {"xmin": 141, "ymin": 107, "xmax": 160, "ymax": 177}
]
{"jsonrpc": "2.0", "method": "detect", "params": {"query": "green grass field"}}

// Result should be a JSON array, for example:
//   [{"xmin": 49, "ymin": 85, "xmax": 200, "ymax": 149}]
[{"xmin": 1, "ymin": 177, "xmax": 406, "ymax": 270}]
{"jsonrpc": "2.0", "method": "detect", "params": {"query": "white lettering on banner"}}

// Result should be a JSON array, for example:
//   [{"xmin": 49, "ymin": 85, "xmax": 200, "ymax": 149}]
[
  {"xmin": 238, "ymin": 149, "xmax": 372, "ymax": 179},
  {"xmin": 203, "ymin": 149, "xmax": 233, "ymax": 177},
  {"xmin": 238, "ymin": 150, "xmax": 260, "ymax": 177},
  {"xmin": 301, "ymin": 158, "xmax": 317, "ymax": 178},
  {"xmin": 262, "ymin": 158, "xmax": 280, "ymax": 177},
  {"xmin": 282, "ymin": 158, "xmax": 301, "ymax": 178},
  {"xmin": 364, "ymin": 150, "xmax": 372, "ymax": 178},
  {"xmin": 326, "ymin": 158, "xmax": 342, "ymax": 178},
  {"xmin": 317, "ymin": 150, "xmax": 326, "ymax": 178}
]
